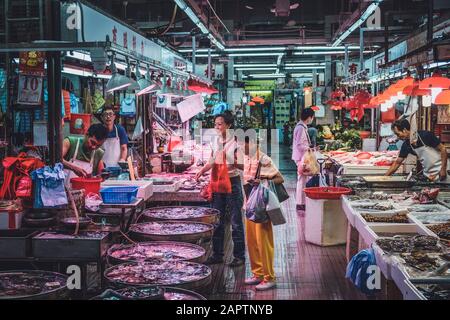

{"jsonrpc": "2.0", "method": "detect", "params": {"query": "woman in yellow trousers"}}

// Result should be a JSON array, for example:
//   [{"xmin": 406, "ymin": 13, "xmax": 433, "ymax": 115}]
[{"xmin": 243, "ymin": 137, "xmax": 283, "ymax": 291}]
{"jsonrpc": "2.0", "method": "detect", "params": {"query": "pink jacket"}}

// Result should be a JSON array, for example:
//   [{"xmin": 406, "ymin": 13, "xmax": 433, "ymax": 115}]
[{"xmin": 291, "ymin": 121, "xmax": 310, "ymax": 162}]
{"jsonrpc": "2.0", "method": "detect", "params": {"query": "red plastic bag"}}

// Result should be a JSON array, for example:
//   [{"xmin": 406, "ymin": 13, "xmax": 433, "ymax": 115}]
[
  {"xmin": 381, "ymin": 107, "xmax": 396, "ymax": 123},
  {"xmin": 200, "ymin": 183, "xmax": 213, "ymax": 202},
  {"xmin": 209, "ymin": 152, "xmax": 232, "ymax": 194},
  {"xmin": 15, "ymin": 176, "xmax": 33, "ymax": 199}
]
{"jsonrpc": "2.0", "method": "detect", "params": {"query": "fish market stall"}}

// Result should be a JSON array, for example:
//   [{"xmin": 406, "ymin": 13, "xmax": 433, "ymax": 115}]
[
  {"xmin": 342, "ymin": 189, "xmax": 450, "ymax": 299},
  {"xmin": 326, "ymin": 151, "xmax": 405, "ymax": 176}
]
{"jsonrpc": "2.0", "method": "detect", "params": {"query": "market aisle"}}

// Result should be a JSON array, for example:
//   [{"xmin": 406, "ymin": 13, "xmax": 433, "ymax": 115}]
[{"xmin": 204, "ymin": 146, "xmax": 366, "ymax": 300}]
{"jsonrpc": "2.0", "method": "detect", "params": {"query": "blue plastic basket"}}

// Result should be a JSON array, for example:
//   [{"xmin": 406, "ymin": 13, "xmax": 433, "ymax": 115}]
[{"xmin": 100, "ymin": 186, "xmax": 139, "ymax": 204}]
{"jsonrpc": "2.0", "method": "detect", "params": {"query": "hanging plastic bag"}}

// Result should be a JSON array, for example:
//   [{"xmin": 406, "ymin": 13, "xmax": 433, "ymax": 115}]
[
  {"xmin": 132, "ymin": 116, "xmax": 144, "ymax": 140},
  {"xmin": 31, "ymin": 163, "xmax": 68, "ymax": 208},
  {"xmin": 268, "ymin": 179, "xmax": 289, "ymax": 203},
  {"xmin": 245, "ymin": 184, "xmax": 269, "ymax": 223},
  {"xmin": 266, "ymin": 181, "xmax": 286, "ymax": 225},
  {"xmin": 15, "ymin": 176, "xmax": 33, "ymax": 199},
  {"xmin": 120, "ymin": 96, "xmax": 136, "ymax": 117},
  {"xmin": 299, "ymin": 149, "xmax": 319, "ymax": 176},
  {"xmin": 209, "ymin": 151, "xmax": 232, "ymax": 194}
]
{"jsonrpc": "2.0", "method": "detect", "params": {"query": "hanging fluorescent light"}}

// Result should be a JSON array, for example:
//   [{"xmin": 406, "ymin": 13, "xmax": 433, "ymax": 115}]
[
  {"xmin": 136, "ymin": 66, "xmax": 161, "ymax": 96},
  {"xmin": 178, "ymin": 46, "xmax": 363, "ymax": 53},
  {"xmin": 236, "ymin": 67, "xmax": 278, "ymax": 71},
  {"xmin": 285, "ymin": 63, "xmax": 326, "ymax": 67},
  {"xmin": 106, "ymin": 56, "xmax": 135, "ymax": 93},
  {"xmin": 332, "ymin": 1, "xmax": 383, "ymax": 47},
  {"xmin": 229, "ymin": 53, "xmax": 284, "ymax": 57},
  {"xmin": 193, "ymin": 54, "xmax": 220, "ymax": 58},
  {"xmin": 294, "ymin": 50, "xmax": 373, "ymax": 55},
  {"xmin": 285, "ymin": 66, "xmax": 326, "ymax": 70},
  {"xmin": 248, "ymin": 74, "xmax": 286, "ymax": 78},
  {"xmin": 290, "ymin": 73, "xmax": 314, "ymax": 78},
  {"xmin": 234, "ymin": 64, "xmax": 278, "ymax": 68}
]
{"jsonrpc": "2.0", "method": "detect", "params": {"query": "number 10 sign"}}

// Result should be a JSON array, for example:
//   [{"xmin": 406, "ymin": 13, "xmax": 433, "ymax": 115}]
[{"xmin": 18, "ymin": 74, "xmax": 43, "ymax": 105}]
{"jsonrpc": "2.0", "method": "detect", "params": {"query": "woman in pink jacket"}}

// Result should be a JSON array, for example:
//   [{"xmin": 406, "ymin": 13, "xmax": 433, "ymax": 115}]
[{"xmin": 291, "ymin": 108, "xmax": 315, "ymax": 211}]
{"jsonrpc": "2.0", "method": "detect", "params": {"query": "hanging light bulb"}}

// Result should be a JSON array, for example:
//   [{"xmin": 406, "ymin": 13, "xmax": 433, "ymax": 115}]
[
  {"xmin": 136, "ymin": 65, "xmax": 161, "ymax": 96},
  {"xmin": 422, "ymin": 95, "xmax": 432, "ymax": 107},
  {"xmin": 106, "ymin": 55, "xmax": 134, "ymax": 93}
]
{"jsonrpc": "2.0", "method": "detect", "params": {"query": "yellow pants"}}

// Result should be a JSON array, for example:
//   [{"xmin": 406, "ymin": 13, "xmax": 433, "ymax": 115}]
[{"xmin": 245, "ymin": 219, "xmax": 275, "ymax": 282}]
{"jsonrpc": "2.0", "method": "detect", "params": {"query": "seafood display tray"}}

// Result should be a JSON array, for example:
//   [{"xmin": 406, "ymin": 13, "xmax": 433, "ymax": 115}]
[
  {"xmin": 0, "ymin": 230, "xmax": 39, "ymax": 259},
  {"xmin": 32, "ymin": 231, "xmax": 112, "ymax": 260},
  {"xmin": 359, "ymin": 223, "xmax": 435, "ymax": 245}
]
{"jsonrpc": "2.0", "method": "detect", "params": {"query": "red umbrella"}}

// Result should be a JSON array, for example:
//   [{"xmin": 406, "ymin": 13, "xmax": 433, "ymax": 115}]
[
  {"xmin": 403, "ymin": 84, "xmax": 431, "ymax": 96},
  {"xmin": 330, "ymin": 90, "xmax": 345, "ymax": 99},
  {"xmin": 362, "ymin": 104, "xmax": 378, "ymax": 109},
  {"xmin": 435, "ymin": 89, "xmax": 450, "ymax": 105},
  {"xmin": 248, "ymin": 101, "xmax": 256, "ymax": 106},
  {"xmin": 419, "ymin": 72, "xmax": 450, "ymax": 89},
  {"xmin": 330, "ymin": 105, "xmax": 342, "ymax": 111},
  {"xmin": 252, "ymin": 96, "xmax": 265, "ymax": 103},
  {"xmin": 311, "ymin": 105, "xmax": 320, "ymax": 111}
]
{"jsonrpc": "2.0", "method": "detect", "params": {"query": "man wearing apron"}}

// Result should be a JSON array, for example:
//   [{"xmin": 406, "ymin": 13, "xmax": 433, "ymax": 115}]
[
  {"xmin": 292, "ymin": 108, "xmax": 315, "ymax": 210},
  {"xmin": 101, "ymin": 106, "xmax": 129, "ymax": 168},
  {"xmin": 62, "ymin": 124, "xmax": 109, "ymax": 179},
  {"xmin": 386, "ymin": 119, "xmax": 448, "ymax": 181}
]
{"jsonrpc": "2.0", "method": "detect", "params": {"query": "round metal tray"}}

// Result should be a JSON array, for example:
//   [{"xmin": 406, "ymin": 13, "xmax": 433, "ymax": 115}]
[
  {"xmin": 107, "ymin": 241, "xmax": 206, "ymax": 265},
  {"xmin": 140, "ymin": 206, "xmax": 220, "ymax": 224},
  {"xmin": 163, "ymin": 287, "xmax": 206, "ymax": 300},
  {"xmin": 104, "ymin": 261, "xmax": 212, "ymax": 290},
  {"xmin": 0, "ymin": 270, "xmax": 69, "ymax": 300},
  {"xmin": 129, "ymin": 221, "xmax": 214, "ymax": 243}
]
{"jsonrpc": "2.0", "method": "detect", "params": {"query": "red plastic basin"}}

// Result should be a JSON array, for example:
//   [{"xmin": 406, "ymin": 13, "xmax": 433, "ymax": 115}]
[
  {"xmin": 70, "ymin": 177, "xmax": 102, "ymax": 195},
  {"xmin": 304, "ymin": 187, "xmax": 352, "ymax": 200}
]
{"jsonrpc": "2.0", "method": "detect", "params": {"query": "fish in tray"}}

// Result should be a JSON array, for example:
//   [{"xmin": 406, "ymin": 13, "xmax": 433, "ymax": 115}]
[
  {"xmin": 427, "ymin": 223, "xmax": 450, "ymax": 241},
  {"xmin": 361, "ymin": 212, "xmax": 409, "ymax": 223},
  {"xmin": 351, "ymin": 201, "xmax": 395, "ymax": 212},
  {"xmin": 376, "ymin": 235, "xmax": 442, "ymax": 254},
  {"xmin": 105, "ymin": 261, "xmax": 211, "ymax": 286},
  {"xmin": 399, "ymin": 252, "xmax": 447, "ymax": 273},
  {"xmin": 143, "ymin": 207, "xmax": 218, "ymax": 220},
  {"xmin": 109, "ymin": 242, "xmax": 205, "ymax": 262},
  {"xmin": 131, "ymin": 222, "xmax": 211, "ymax": 235},
  {"xmin": 411, "ymin": 213, "xmax": 450, "ymax": 224},
  {"xmin": 0, "ymin": 271, "xmax": 67, "ymax": 298},
  {"xmin": 409, "ymin": 205, "xmax": 448, "ymax": 213},
  {"xmin": 416, "ymin": 284, "xmax": 450, "ymax": 300}
]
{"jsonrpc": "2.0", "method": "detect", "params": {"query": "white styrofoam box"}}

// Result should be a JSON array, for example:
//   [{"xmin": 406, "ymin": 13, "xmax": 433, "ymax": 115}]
[
  {"xmin": 407, "ymin": 212, "xmax": 450, "ymax": 225},
  {"xmin": 341, "ymin": 164, "xmax": 405, "ymax": 175},
  {"xmin": 390, "ymin": 257, "xmax": 412, "ymax": 296},
  {"xmin": 0, "ymin": 211, "xmax": 24, "ymax": 230},
  {"xmin": 406, "ymin": 204, "xmax": 449, "ymax": 214},
  {"xmin": 372, "ymin": 243, "xmax": 393, "ymax": 280},
  {"xmin": 362, "ymin": 222, "xmax": 436, "ymax": 245},
  {"xmin": 341, "ymin": 196, "xmax": 357, "ymax": 226},
  {"xmin": 101, "ymin": 180, "xmax": 153, "ymax": 201},
  {"xmin": 362, "ymin": 138, "xmax": 377, "ymax": 152},
  {"xmin": 305, "ymin": 197, "xmax": 348, "ymax": 246},
  {"xmin": 402, "ymin": 280, "xmax": 427, "ymax": 300},
  {"xmin": 150, "ymin": 179, "xmax": 182, "ymax": 193}
]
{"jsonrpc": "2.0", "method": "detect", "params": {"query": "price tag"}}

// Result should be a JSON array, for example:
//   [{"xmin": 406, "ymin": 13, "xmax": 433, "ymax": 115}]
[{"xmin": 17, "ymin": 75, "xmax": 43, "ymax": 105}]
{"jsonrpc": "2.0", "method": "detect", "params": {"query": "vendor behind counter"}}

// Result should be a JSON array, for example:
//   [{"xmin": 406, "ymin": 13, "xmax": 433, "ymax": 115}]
[{"xmin": 385, "ymin": 119, "xmax": 448, "ymax": 182}]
